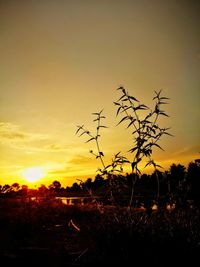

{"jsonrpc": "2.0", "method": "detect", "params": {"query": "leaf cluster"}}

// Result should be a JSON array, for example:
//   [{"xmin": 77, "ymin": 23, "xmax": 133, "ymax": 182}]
[
  {"xmin": 114, "ymin": 86, "xmax": 172, "ymax": 173},
  {"xmin": 76, "ymin": 109, "xmax": 107, "ymax": 170},
  {"xmin": 76, "ymin": 86, "xmax": 172, "ymax": 205}
]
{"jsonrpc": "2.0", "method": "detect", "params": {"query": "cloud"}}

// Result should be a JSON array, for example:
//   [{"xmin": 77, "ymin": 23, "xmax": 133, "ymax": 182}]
[
  {"xmin": 45, "ymin": 143, "xmax": 61, "ymax": 150},
  {"xmin": 47, "ymin": 154, "xmax": 97, "ymax": 176},
  {"xmin": 0, "ymin": 122, "xmax": 74, "ymax": 153},
  {"xmin": 47, "ymin": 158, "xmax": 88, "ymax": 175},
  {"xmin": 0, "ymin": 121, "xmax": 48, "ymax": 148},
  {"xmin": 0, "ymin": 121, "xmax": 102, "ymax": 156},
  {"xmin": 172, "ymin": 145, "xmax": 200, "ymax": 157},
  {"xmin": 69, "ymin": 154, "xmax": 95, "ymax": 165},
  {"xmin": 0, "ymin": 122, "xmax": 29, "ymax": 140},
  {"xmin": 43, "ymin": 143, "xmax": 69, "ymax": 152},
  {"xmin": 48, "ymin": 168, "xmax": 68, "ymax": 175}
]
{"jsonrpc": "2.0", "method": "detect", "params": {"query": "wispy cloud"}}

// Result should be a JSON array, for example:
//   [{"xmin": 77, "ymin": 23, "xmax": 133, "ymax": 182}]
[
  {"xmin": 43, "ymin": 143, "xmax": 69, "ymax": 152},
  {"xmin": 0, "ymin": 122, "xmax": 75, "ymax": 154},
  {"xmin": 0, "ymin": 122, "xmax": 47, "ymax": 143},
  {"xmin": 172, "ymin": 145, "xmax": 200, "ymax": 157},
  {"xmin": 69, "ymin": 154, "xmax": 96, "ymax": 165},
  {"xmin": 0, "ymin": 122, "xmax": 29, "ymax": 140},
  {"xmin": 47, "ymin": 154, "xmax": 97, "ymax": 177}
]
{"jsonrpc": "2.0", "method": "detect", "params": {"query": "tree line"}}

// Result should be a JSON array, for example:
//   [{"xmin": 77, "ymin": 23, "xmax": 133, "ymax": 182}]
[{"xmin": 0, "ymin": 159, "xmax": 200, "ymax": 209}]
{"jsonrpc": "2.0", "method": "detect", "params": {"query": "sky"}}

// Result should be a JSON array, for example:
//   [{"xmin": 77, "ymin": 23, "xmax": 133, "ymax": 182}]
[{"xmin": 0, "ymin": 0, "xmax": 200, "ymax": 188}]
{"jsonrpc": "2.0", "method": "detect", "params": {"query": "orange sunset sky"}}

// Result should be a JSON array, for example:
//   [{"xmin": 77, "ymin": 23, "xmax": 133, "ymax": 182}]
[{"xmin": 0, "ymin": 0, "xmax": 200, "ymax": 187}]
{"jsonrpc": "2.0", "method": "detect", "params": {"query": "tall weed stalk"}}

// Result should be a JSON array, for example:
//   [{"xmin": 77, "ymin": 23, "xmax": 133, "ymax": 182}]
[{"xmin": 76, "ymin": 86, "xmax": 172, "ymax": 208}]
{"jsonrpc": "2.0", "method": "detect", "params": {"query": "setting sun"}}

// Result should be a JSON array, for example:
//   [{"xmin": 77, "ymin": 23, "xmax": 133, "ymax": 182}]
[{"xmin": 22, "ymin": 167, "xmax": 45, "ymax": 183}]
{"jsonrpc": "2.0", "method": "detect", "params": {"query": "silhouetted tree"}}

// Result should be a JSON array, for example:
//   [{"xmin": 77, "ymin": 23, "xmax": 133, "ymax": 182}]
[
  {"xmin": 71, "ymin": 182, "xmax": 81, "ymax": 193},
  {"xmin": 84, "ymin": 178, "xmax": 93, "ymax": 190},
  {"xmin": 137, "ymin": 173, "xmax": 154, "ymax": 195},
  {"xmin": 11, "ymin": 182, "xmax": 20, "ymax": 192},
  {"xmin": 19, "ymin": 185, "xmax": 28, "ymax": 197},
  {"xmin": 93, "ymin": 174, "xmax": 104, "ymax": 190},
  {"xmin": 169, "ymin": 164, "xmax": 186, "ymax": 191},
  {"xmin": 52, "ymin": 180, "xmax": 61, "ymax": 189},
  {"xmin": 38, "ymin": 184, "xmax": 48, "ymax": 196},
  {"xmin": 49, "ymin": 180, "xmax": 61, "ymax": 194},
  {"xmin": 2, "ymin": 184, "xmax": 10, "ymax": 194},
  {"xmin": 169, "ymin": 164, "xmax": 187, "ymax": 207},
  {"xmin": 187, "ymin": 160, "xmax": 200, "ymax": 208}
]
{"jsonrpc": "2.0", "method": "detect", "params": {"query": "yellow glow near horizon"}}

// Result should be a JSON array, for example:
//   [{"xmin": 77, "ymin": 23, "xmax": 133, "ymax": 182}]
[{"xmin": 22, "ymin": 167, "xmax": 45, "ymax": 183}]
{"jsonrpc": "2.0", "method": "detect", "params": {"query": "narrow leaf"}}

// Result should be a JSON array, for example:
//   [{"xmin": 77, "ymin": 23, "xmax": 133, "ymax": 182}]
[
  {"xmin": 128, "ymin": 147, "xmax": 138, "ymax": 153},
  {"xmin": 85, "ymin": 137, "xmax": 95, "ymax": 143},
  {"xmin": 118, "ymin": 94, "xmax": 126, "ymax": 101},
  {"xmin": 99, "ymin": 125, "xmax": 108, "ymax": 128},
  {"xmin": 127, "ymin": 119, "xmax": 136, "ymax": 128},
  {"xmin": 79, "ymin": 131, "xmax": 87, "ymax": 137},
  {"xmin": 144, "ymin": 161, "xmax": 151, "ymax": 168},
  {"xmin": 117, "ymin": 86, "xmax": 124, "ymax": 90},
  {"xmin": 153, "ymin": 143, "xmax": 164, "ymax": 151},
  {"xmin": 114, "ymin": 102, "xmax": 120, "ymax": 106},
  {"xmin": 115, "ymin": 152, "xmax": 121, "ymax": 157},
  {"xmin": 116, "ymin": 106, "xmax": 121, "ymax": 116},
  {"xmin": 164, "ymin": 132, "xmax": 174, "ymax": 137},
  {"xmin": 159, "ymin": 112, "xmax": 169, "ymax": 117},
  {"xmin": 75, "ymin": 125, "xmax": 84, "ymax": 135},
  {"xmin": 128, "ymin": 96, "xmax": 139, "ymax": 102},
  {"xmin": 160, "ymin": 97, "xmax": 170, "ymax": 100},
  {"xmin": 116, "ymin": 116, "xmax": 129, "ymax": 126},
  {"xmin": 155, "ymin": 164, "xmax": 163, "ymax": 169}
]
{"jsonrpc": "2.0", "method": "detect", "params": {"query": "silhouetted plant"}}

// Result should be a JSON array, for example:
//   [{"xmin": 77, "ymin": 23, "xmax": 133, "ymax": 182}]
[
  {"xmin": 76, "ymin": 86, "xmax": 172, "ymax": 207},
  {"xmin": 76, "ymin": 110, "xmax": 129, "ymax": 176},
  {"xmin": 76, "ymin": 109, "xmax": 129, "ymax": 205},
  {"xmin": 114, "ymin": 86, "xmax": 172, "ymax": 205},
  {"xmin": 76, "ymin": 109, "xmax": 106, "ymax": 169}
]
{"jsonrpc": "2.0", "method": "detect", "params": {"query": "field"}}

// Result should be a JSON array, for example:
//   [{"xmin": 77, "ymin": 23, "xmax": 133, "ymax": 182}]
[{"xmin": 0, "ymin": 197, "xmax": 199, "ymax": 267}]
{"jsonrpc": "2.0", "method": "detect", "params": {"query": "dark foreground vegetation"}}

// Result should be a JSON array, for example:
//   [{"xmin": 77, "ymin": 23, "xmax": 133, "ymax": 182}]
[{"xmin": 0, "ymin": 198, "xmax": 200, "ymax": 267}]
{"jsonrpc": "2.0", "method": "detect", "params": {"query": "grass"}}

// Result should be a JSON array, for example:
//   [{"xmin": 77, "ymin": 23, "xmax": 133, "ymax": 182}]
[{"xmin": 0, "ymin": 198, "xmax": 199, "ymax": 266}]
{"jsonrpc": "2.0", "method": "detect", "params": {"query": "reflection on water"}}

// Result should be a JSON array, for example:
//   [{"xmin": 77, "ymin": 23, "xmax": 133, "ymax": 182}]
[
  {"xmin": 56, "ymin": 197, "xmax": 177, "ymax": 210},
  {"xmin": 2, "ymin": 196, "xmax": 181, "ymax": 210},
  {"xmin": 56, "ymin": 196, "xmax": 98, "ymax": 205}
]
